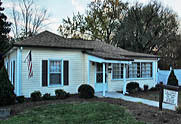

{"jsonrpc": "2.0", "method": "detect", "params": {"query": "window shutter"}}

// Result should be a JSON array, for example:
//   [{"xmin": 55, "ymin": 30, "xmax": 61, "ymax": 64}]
[
  {"xmin": 63, "ymin": 61, "xmax": 69, "ymax": 85},
  {"xmin": 42, "ymin": 60, "xmax": 48, "ymax": 86}
]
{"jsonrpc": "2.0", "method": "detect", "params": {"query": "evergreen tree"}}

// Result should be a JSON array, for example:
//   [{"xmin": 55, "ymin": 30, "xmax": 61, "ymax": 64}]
[
  {"xmin": 167, "ymin": 70, "xmax": 178, "ymax": 86},
  {"xmin": 0, "ymin": 0, "xmax": 11, "ymax": 54},
  {"xmin": 0, "ymin": 66, "xmax": 16, "ymax": 106}
]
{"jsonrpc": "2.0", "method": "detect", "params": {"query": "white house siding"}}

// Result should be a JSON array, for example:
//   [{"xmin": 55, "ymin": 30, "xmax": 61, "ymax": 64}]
[
  {"xmin": 4, "ymin": 49, "xmax": 17, "ymax": 94},
  {"xmin": 21, "ymin": 48, "xmax": 86, "ymax": 97}
]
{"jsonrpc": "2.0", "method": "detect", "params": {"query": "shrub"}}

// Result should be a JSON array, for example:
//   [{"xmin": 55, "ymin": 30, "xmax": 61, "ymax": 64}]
[
  {"xmin": 167, "ymin": 70, "xmax": 178, "ymax": 86},
  {"xmin": 144, "ymin": 85, "xmax": 149, "ymax": 92},
  {"xmin": 0, "ymin": 66, "xmax": 16, "ymax": 106},
  {"xmin": 78, "ymin": 84, "xmax": 94, "ymax": 99},
  {"xmin": 176, "ymin": 106, "xmax": 181, "ymax": 114},
  {"xmin": 31, "ymin": 91, "xmax": 41, "ymax": 101},
  {"xmin": 43, "ymin": 93, "xmax": 51, "ymax": 100},
  {"xmin": 126, "ymin": 82, "xmax": 140, "ymax": 94},
  {"xmin": 149, "ymin": 84, "xmax": 160, "ymax": 91},
  {"xmin": 55, "ymin": 89, "xmax": 68, "ymax": 99},
  {"xmin": 16, "ymin": 96, "xmax": 25, "ymax": 103}
]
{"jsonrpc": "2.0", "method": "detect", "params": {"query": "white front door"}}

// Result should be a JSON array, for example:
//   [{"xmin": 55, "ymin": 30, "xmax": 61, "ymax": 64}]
[{"xmin": 95, "ymin": 63, "xmax": 108, "ymax": 92}]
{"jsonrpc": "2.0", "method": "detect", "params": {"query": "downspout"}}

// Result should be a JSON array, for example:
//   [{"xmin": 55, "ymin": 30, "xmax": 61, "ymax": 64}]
[{"xmin": 17, "ymin": 47, "xmax": 22, "ymax": 96}]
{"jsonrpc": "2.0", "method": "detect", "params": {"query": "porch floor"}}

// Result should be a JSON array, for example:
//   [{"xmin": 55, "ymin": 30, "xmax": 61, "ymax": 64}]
[{"xmin": 95, "ymin": 92, "xmax": 176, "ymax": 111}]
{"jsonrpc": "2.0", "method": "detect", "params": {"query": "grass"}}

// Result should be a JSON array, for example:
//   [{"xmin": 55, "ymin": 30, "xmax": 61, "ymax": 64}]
[{"xmin": 0, "ymin": 102, "xmax": 144, "ymax": 124}]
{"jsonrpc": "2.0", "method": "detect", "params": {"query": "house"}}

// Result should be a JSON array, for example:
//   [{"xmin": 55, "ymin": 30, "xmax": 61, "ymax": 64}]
[{"xmin": 3, "ymin": 31, "xmax": 159, "ymax": 97}]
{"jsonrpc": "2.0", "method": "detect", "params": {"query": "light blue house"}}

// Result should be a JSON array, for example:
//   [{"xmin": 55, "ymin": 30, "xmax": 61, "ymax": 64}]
[{"xmin": 4, "ymin": 31, "xmax": 159, "ymax": 97}]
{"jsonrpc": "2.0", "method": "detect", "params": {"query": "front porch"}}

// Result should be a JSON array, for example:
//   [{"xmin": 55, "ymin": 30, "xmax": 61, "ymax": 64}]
[
  {"xmin": 87, "ymin": 55, "xmax": 132, "ymax": 96},
  {"xmin": 87, "ymin": 54, "xmax": 158, "ymax": 97}
]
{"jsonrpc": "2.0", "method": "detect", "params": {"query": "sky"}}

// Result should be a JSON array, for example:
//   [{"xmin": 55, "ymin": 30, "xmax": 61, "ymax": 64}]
[{"xmin": 2, "ymin": 0, "xmax": 181, "ymax": 35}]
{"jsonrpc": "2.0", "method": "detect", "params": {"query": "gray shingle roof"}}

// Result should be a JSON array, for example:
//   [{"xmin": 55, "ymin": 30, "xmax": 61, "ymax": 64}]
[{"xmin": 13, "ymin": 31, "xmax": 158, "ymax": 60}]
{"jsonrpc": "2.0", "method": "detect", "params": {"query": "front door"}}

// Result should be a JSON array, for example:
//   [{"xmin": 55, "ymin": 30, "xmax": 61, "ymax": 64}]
[{"xmin": 95, "ymin": 63, "xmax": 108, "ymax": 92}]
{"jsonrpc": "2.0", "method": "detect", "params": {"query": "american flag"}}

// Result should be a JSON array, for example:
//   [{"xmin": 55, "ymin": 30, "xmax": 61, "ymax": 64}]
[{"xmin": 24, "ymin": 50, "xmax": 33, "ymax": 78}]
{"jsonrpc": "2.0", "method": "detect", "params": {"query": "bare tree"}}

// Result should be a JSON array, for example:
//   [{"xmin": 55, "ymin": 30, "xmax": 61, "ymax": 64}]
[{"xmin": 11, "ymin": 0, "xmax": 49, "ymax": 39}]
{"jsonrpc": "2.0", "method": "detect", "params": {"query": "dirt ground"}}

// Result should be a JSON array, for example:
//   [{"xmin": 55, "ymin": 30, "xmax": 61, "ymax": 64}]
[{"xmin": 1, "ymin": 95, "xmax": 181, "ymax": 124}]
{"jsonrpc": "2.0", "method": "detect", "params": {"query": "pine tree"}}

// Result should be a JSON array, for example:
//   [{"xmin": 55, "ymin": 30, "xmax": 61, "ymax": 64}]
[
  {"xmin": 0, "ymin": 66, "xmax": 16, "ymax": 106},
  {"xmin": 167, "ymin": 70, "xmax": 178, "ymax": 86},
  {"xmin": 0, "ymin": 0, "xmax": 11, "ymax": 54}
]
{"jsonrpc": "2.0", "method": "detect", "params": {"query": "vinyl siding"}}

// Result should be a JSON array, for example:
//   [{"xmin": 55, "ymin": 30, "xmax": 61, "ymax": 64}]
[
  {"xmin": 21, "ymin": 48, "xmax": 86, "ymax": 97},
  {"xmin": 4, "ymin": 49, "xmax": 17, "ymax": 94}
]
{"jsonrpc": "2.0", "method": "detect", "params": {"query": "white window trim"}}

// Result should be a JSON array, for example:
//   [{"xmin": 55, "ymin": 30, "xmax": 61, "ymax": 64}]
[{"xmin": 48, "ymin": 59, "xmax": 63, "ymax": 87}]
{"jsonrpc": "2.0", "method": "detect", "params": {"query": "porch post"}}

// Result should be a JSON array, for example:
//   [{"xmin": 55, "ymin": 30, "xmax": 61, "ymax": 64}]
[
  {"xmin": 88, "ymin": 60, "xmax": 90, "ymax": 84},
  {"xmin": 103, "ymin": 63, "xmax": 106, "ymax": 96},
  {"xmin": 123, "ymin": 64, "xmax": 127, "ymax": 95}
]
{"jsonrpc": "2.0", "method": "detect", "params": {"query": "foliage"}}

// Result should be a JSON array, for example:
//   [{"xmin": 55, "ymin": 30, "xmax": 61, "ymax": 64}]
[
  {"xmin": 144, "ymin": 85, "xmax": 149, "ymax": 92},
  {"xmin": 167, "ymin": 70, "xmax": 178, "ymax": 86},
  {"xmin": 176, "ymin": 105, "xmax": 181, "ymax": 114},
  {"xmin": 149, "ymin": 84, "xmax": 160, "ymax": 91},
  {"xmin": 78, "ymin": 84, "xmax": 95, "ymax": 99},
  {"xmin": 55, "ymin": 89, "xmax": 68, "ymax": 99},
  {"xmin": 0, "ymin": 66, "xmax": 16, "ymax": 106},
  {"xmin": 0, "ymin": 102, "xmax": 144, "ymax": 124},
  {"xmin": 16, "ymin": 96, "xmax": 25, "ymax": 103},
  {"xmin": 113, "ymin": 1, "xmax": 179, "ymax": 54},
  {"xmin": 126, "ymin": 82, "xmax": 140, "ymax": 93},
  {"xmin": 10, "ymin": 0, "xmax": 49, "ymax": 39},
  {"xmin": 42, "ymin": 93, "xmax": 51, "ymax": 100},
  {"xmin": 30, "ymin": 91, "xmax": 42, "ymax": 101},
  {"xmin": 0, "ymin": 1, "xmax": 11, "ymax": 54},
  {"xmin": 59, "ymin": 0, "xmax": 128, "ymax": 44}
]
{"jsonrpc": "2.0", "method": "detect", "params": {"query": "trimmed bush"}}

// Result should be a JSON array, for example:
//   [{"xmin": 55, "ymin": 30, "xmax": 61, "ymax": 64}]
[
  {"xmin": 126, "ymin": 82, "xmax": 140, "ymax": 94},
  {"xmin": 43, "ymin": 93, "xmax": 51, "ymax": 100},
  {"xmin": 16, "ymin": 96, "xmax": 25, "ymax": 103},
  {"xmin": 149, "ymin": 84, "xmax": 160, "ymax": 91},
  {"xmin": 55, "ymin": 89, "xmax": 68, "ymax": 99},
  {"xmin": 0, "ymin": 66, "xmax": 16, "ymax": 106},
  {"xmin": 167, "ymin": 70, "xmax": 178, "ymax": 86},
  {"xmin": 144, "ymin": 85, "xmax": 149, "ymax": 92},
  {"xmin": 78, "ymin": 84, "xmax": 94, "ymax": 99},
  {"xmin": 30, "ymin": 91, "xmax": 41, "ymax": 101}
]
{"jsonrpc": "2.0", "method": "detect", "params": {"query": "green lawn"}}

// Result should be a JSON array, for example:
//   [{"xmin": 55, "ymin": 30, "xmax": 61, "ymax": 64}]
[{"xmin": 0, "ymin": 102, "xmax": 144, "ymax": 124}]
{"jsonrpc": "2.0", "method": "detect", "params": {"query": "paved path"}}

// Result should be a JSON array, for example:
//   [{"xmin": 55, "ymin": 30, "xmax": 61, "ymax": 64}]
[{"xmin": 95, "ymin": 92, "xmax": 176, "ymax": 111}]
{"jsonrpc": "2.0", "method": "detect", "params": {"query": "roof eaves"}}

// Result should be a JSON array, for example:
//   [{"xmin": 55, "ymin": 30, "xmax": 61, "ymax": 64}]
[
  {"xmin": 13, "ymin": 44, "xmax": 94, "ymax": 51},
  {"xmin": 82, "ymin": 51, "xmax": 133, "ymax": 61}
]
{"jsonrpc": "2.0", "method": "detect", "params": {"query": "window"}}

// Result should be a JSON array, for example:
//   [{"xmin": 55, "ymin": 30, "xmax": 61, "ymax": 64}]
[
  {"xmin": 49, "ymin": 60, "xmax": 62, "ymax": 85},
  {"xmin": 112, "ymin": 62, "xmax": 153, "ymax": 79},
  {"xmin": 128, "ymin": 62, "xmax": 152, "ymax": 78},
  {"xmin": 96, "ymin": 63, "xmax": 107, "ymax": 83},
  {"xmin": 141, "ymin": 62, "xmax": 152, "ymax": 78},
  {"xmin": 128, "ymin": 62, "xmax": 140, "ymax": 78},
  {"xmin": 112, "ymin": 63, "xmax": 124, "ymax": 79}
]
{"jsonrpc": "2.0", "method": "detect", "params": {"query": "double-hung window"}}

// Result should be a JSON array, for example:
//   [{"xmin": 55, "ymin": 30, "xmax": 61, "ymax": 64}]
[
  {"xmin": 112, "ymin": 63, "xmax": 124, "ymax": 79},
  {"xmin": 141, "ymin": 62, "xmax": 152, "ymax": 78},
  {"xmin": 49, "ymin": 60, "xmax": 62, "ymax": 85}
]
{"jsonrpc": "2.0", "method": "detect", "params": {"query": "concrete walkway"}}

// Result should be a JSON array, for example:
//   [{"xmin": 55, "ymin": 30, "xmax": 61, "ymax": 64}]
[{"xmin": 95, "ymin": 92, "xmax": 176, "ymax": 111}]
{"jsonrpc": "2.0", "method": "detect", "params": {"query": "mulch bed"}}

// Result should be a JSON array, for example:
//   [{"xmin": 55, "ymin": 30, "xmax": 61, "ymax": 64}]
[{"xmin": 1, "ymin": 95, "xmax": 181, "ymax": 124}]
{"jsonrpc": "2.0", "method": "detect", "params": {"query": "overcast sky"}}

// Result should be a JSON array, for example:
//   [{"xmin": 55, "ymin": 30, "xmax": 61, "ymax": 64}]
[{"xmin": 3, "ymin": 0, "xmax": 181, "ymax": 35}]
